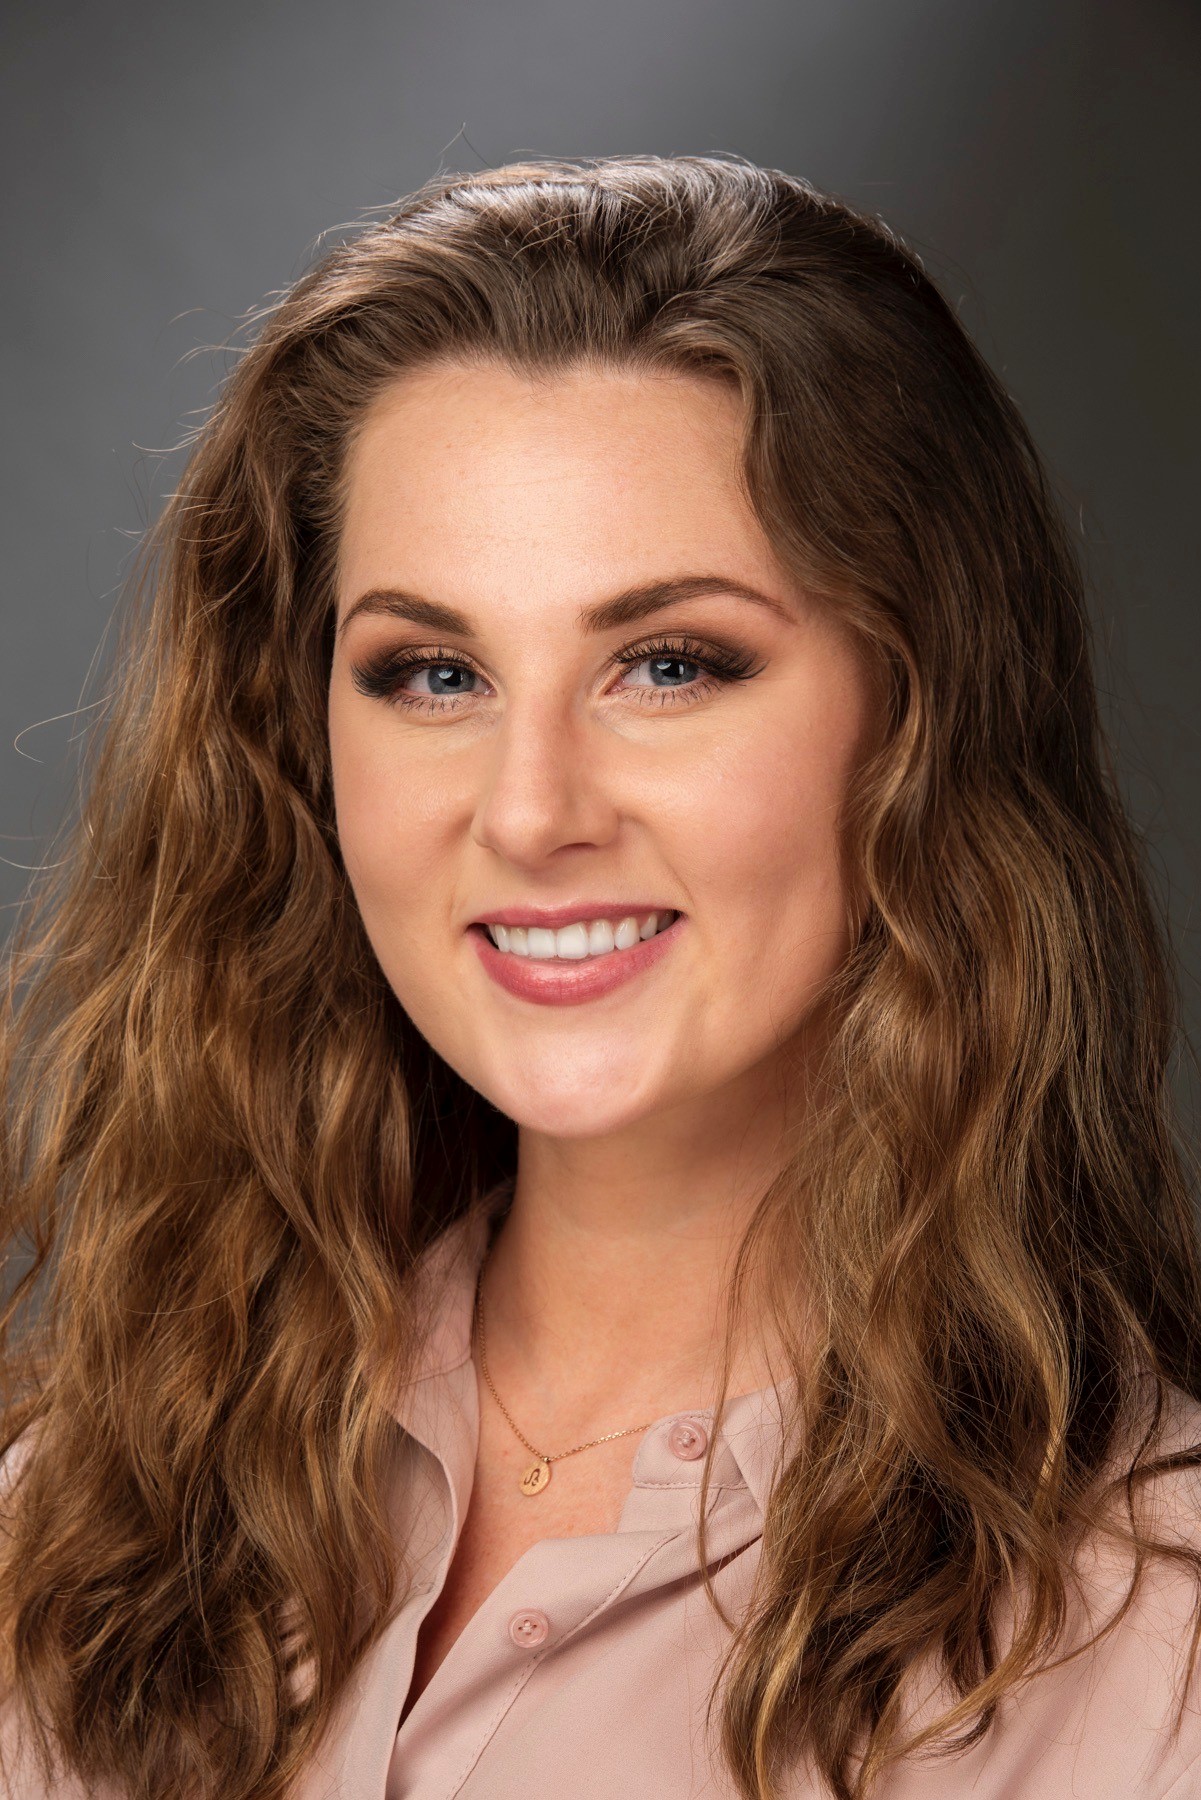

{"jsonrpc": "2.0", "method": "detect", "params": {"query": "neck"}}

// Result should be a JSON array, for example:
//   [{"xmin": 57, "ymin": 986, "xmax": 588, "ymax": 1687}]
[{"xmin": 477, "ymin": 1077, "xmax": 802, "ymax": 1436}]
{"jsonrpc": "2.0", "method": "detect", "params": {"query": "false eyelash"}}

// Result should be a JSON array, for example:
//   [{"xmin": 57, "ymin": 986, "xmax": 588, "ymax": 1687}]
[
  {"xmin": 350, "ymin": 645, "xmax": 474, "ymax": 702},
  {"xmin": 349, "ymin": 634, "xmax": 764, "ymax": 705},
  {"xmin": 610, "ymin": 635, "xmax": 760, "ymax": 681}
]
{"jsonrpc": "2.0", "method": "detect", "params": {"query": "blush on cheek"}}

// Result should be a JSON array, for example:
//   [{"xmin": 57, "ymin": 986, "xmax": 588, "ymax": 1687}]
[{"xmin": 710, "ymin": 721, "xmax": 859, "ymax": 985}]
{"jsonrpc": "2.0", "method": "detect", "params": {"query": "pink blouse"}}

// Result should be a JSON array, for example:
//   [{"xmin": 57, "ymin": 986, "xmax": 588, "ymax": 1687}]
[{"xmin": 5, "ymin": 1189, "xmax": 1201, "ymax": 1797}]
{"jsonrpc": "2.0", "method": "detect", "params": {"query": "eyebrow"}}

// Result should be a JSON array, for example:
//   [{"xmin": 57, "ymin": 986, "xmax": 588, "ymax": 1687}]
[{"xmin": 335, "ymin": 574, "xmax": 793, "ymax": 641}]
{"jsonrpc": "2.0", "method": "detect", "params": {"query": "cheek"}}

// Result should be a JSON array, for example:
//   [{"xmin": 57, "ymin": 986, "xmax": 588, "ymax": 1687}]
[
  {"xmin": 328, "ymin": 698, "xmax": 447, "ymax": 961},
  {"xmin": 685, "ymin": 705, "xmax": 860, "ymax": 978}
]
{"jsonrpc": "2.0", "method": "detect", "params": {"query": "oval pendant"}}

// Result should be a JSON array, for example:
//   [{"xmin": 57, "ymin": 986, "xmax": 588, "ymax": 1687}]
[{"xmin": 520, "ymin": 1459, "xmax": 551, "ymax": 1495}]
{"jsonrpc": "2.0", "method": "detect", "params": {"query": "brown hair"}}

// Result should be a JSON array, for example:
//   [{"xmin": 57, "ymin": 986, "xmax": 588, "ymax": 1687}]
[{"xmin": 3, "ymin": 152, "xmax": 1199, "ymax": 1800}]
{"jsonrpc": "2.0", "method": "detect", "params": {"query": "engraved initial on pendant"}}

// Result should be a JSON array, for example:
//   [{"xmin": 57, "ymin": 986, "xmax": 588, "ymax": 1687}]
[{"xmin": 520, "ymin": 1459, "xmax": 551, "ymax": 1495}]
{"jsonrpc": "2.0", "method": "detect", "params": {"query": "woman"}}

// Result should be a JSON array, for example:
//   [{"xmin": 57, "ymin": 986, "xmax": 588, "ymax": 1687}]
[{"xmin": 2, "ymin": 152, "xmax": 1200, "ymax": 1800}]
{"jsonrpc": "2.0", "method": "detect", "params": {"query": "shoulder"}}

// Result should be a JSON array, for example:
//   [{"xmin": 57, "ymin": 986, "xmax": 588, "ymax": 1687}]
[
  {"xmin": 1045, "ymin": 1385, "xmax": 1201, "ymax": 1791},
  {"xmin": 881, "ymin": 1386, "xmax": 1201, "ymax": 1800},
  {"xmin": 1079, "ymin": 1382, "xmax": 1201, "ymax": 1592},
  {"xmin": 1019, "ymin": 1385, "xmax": 1201, "ymax": 1796}
]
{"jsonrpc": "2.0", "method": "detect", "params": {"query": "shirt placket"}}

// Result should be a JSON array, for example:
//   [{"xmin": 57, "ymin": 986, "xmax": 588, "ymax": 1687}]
[{"xmin": 387, "ymin": 1404, "xmax": 762, "ymax": 1800}]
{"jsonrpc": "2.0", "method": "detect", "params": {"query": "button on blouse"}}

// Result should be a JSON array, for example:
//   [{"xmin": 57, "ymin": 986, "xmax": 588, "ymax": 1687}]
[
  {"xmin": 667, "ymin": 1419, "xmax": 708, "ymax": 1461},
  {"xmin": 507, "ymin": 1609, "xmax": 550, "ymax": 1649},
  {"xmin": 6, "ymin": 1191, "xmax": 1201, "ymax": 1799},
  {"xmin": 280, "ymin": 1189, "xmax": 1201, "ymax": 1800}
]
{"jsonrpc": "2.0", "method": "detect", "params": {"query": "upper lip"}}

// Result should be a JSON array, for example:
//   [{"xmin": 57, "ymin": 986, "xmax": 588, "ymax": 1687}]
[{"xmin": 470, "ymin": 902, "xmax": 680, "ymax": 929}]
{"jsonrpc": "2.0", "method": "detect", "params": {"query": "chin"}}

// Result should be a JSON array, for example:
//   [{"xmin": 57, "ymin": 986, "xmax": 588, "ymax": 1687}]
[{"xmin": 467, "ymin": 1058, "xmax": 672, "ymax": 1140}]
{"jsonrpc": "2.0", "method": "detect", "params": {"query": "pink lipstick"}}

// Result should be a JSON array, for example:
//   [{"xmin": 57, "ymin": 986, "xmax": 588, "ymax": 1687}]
[{"xmin": 468, "ymin": 914, "xmax": 686, "ymax": 1006}]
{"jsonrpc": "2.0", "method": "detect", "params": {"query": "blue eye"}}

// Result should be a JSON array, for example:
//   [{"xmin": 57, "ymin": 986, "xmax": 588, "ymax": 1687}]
[
  {"xmin": 609, "ymin": 637, "xmax": 761, "ymax": 702},
  {"xmin": 351, "ymin": 653, "xmax": 483, "ymax": 707},
  {"xmin": 407, "ymin": 663, "xmax": 479, "ymax": 700},
  {"xmin": 349, "ymin": 635, "xmax": 762, "ymax": 713},
  {"xmin": 623, "ymin": 652, "xmax": 704, "ymax": 689}
]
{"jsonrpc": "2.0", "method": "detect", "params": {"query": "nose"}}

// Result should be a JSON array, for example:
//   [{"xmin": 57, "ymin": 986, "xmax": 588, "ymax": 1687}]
[{"xmin": 470, "ymin": 696, "xmax": 619, "ymax": 867}]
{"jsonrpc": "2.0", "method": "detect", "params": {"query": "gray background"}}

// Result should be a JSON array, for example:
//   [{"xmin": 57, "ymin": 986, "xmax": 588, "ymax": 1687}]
[{"xmin": 3, "ymin": 0, "xmax": 1199, "ymax": 1074}]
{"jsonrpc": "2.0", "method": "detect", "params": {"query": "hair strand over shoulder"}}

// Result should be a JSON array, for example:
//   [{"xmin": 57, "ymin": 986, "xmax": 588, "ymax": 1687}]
[{"xmin": 2, "ymin": 153, "xmax": 1199, "ymax": 1800}]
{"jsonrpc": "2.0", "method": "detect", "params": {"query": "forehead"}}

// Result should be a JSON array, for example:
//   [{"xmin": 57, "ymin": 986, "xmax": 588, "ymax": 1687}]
[{"xmin": 334, "ymin": 360, "xmax": 791, "ymax": 614}]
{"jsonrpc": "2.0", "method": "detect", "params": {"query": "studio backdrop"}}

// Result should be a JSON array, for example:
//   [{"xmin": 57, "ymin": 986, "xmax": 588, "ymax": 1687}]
[{"xmin": 2, "ymin": 0, "xmax": 1198, "ymax": 1080}]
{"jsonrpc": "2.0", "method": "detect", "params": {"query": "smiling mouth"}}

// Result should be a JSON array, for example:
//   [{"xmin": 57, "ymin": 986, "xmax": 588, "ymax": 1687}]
[{"xmin": 475, "ymin": 909, "xmax": 679, "ymax": 961}]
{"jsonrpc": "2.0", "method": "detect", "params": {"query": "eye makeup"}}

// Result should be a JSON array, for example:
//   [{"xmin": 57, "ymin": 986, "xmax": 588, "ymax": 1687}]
[{"xmin": 348, "ymin": 633, "xmax": 765, "ymax": 714}]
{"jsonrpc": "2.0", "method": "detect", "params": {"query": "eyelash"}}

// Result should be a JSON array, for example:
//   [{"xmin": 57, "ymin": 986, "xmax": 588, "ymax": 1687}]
[{"xmin": 348, "ymin": 635, "xmax": 764, "ymax": 713}]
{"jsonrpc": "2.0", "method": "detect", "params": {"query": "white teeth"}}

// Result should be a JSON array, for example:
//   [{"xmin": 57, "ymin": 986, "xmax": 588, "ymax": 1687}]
[
  {"xmin": 613, "ymin": 916, "xmax": 641, "ymax": 951},
  {"xmin": 587, "ymin": 919, "xmax": 615, "ymax": 956},
  {"xmin": 487, "ymin": 911, "xmax": 676, "ymax": 959}
]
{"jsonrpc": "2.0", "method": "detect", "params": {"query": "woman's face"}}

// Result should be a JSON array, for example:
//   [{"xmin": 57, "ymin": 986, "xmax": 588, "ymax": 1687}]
[{"xmin": 329, "ymin": 359, "xmax": 875, "ymax": 1142}]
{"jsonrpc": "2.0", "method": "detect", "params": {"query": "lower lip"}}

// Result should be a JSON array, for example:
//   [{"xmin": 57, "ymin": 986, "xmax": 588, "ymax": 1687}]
[{"xmin": 468, "ymin": 915, "xmax": 686, "ymax": 1007}]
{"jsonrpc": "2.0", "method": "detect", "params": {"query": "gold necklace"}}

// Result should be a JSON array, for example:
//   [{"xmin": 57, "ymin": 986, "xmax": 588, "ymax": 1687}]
[{"xmin": 473, "ymin": 1243, "xmax": 657, "ymax": 1496}]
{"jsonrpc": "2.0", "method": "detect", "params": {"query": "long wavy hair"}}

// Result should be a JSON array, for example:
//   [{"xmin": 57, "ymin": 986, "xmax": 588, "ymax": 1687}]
[{"xmin": 3, "ymin": 153, "xmax": 1200, "ymax": 1800}]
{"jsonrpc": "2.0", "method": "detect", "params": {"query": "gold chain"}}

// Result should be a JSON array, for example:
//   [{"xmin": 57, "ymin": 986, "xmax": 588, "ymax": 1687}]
[{"xmin": 472, "ymin": 1238, "xmax": 657, "ymax": 1494}]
